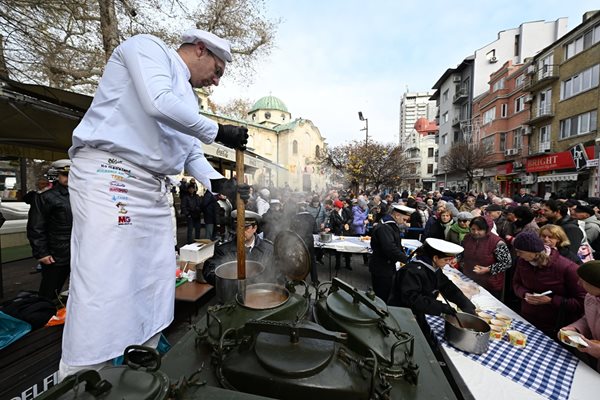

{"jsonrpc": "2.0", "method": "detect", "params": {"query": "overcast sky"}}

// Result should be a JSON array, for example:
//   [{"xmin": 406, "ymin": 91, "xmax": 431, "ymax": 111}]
[{"xmin": 210, "ymin": 0, "xmax": 598, "ymax": 147}]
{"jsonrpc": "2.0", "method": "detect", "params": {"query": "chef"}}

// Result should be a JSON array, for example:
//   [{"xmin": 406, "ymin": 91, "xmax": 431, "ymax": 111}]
[
  {"xmin": 388, "ymin": 238, "xmax": 476, "ymax": 333},
  {"xmin": 368, "ymin": 204, "xmax": 413, "ymax": 303},
  {"xmin": 59, "ymin": 29, "xmax": 248, "ymax": 379}
]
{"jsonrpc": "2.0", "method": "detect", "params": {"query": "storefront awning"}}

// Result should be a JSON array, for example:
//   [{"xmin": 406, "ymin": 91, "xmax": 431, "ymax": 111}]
[{"xmin": 537, "ymin": 173, "xmax": 578, "ymax": 182}]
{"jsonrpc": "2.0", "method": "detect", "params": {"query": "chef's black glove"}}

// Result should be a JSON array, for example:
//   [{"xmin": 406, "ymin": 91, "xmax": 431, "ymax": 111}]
[
  {"xmin": 216, "ymin": 124, "xmax": 248, "ymax": 150},
  {"xmin": 237, "ymin": 183, "xmax": 251, "ymax": 203}
]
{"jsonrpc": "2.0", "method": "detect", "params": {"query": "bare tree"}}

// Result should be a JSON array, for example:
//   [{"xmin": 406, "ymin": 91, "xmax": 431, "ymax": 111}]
[
  {"xmin": 319, "ymin": 140, "xmax": 406, "ymax": 191},
  {"xmin": 215, "ymin": 97, "xmax": 253, "ymax": 120},
  {"xmin": 442, "ymin": 142, "xmax": 488, "ymax": 190},
  {"xmin": 0, "ymin": 0, "xmax": 279, "ymax": 90}
]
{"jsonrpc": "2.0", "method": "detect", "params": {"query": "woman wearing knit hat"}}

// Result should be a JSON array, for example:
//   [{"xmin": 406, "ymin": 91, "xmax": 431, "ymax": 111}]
[
  {"xmin": 560, "ymin": 260, "xmax": 600, "ymax": 372},
  {"xmin": 512, "ymin": 231, "xmax": 586, "ymax": 337},
  {"xmin": 447, "ymin": 211, "xmax": 473, "ymax": 245}
]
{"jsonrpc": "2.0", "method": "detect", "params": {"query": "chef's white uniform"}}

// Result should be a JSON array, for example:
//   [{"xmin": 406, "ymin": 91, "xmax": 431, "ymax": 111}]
[{"xmin": 61, "ymin": 33, "xmax": 223, "ymax": 372}]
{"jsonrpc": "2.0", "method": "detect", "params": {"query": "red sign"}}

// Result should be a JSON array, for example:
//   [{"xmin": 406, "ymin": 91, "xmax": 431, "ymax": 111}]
[
  {"xmin": 496, "ymin": 163, "xmax": 514, "ymax": 175},
  {"xmin": 526, "ymin": 145, "xmax": 594, "ymax": 173}
]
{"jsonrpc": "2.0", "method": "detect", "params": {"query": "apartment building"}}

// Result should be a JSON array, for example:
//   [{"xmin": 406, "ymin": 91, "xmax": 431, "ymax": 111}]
[
  {"xmin": 403, "ymin": 118, "xmax": 438, "ymax": 191},
  {"xmin": 522, "ymin": 11, "xmax": 600, "ymax": 198},
  {"xmin": 472, "ymin": 61, "xmax": 532, "ymax": 195},
  {"xmin": 431, "ymin": 18, "xmax": 568, "ymax": 191},
  {"xmin": 399, "ymin": 91, "xmax": 437, "ymax": 145}
]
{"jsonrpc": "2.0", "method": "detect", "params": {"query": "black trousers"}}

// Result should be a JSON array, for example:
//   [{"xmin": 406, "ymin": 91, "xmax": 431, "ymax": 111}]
[
  {"xmin": 39, "ymin": 263, "xmax": 70, "ymax": 300},
  {"xmin": 371, "ymin": 274, "xmax": 392, "ymax": 303}
]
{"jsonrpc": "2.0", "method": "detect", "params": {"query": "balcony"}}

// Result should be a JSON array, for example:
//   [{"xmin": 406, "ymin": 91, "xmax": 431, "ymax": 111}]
[
  {"xmin": 527, "ymin": 104, "xmax": 554, "ymax": 124},
  {"xmin": 453, "ymin": 88, "xmax": 468, "ymax": 103},
  {"xmin": 525, "ymin": 65, "xmax": 559, "ymax": 92},
  {"xmin": 452, "ymin": 116, "xmax": 461, "ymax": 127},
  {"xmin": 529, "ymin": 141, "xmax": 551, "ymax": 155}
]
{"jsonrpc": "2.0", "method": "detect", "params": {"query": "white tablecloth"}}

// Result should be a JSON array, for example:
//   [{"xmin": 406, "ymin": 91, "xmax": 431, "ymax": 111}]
[{"xmin": 436, "ymin": 267, "xmax": 600, "ymax": 399}]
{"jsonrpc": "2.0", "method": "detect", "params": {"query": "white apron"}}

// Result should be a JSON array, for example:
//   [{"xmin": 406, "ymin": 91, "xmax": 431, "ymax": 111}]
[{"xmin": 62, "ymin": 147, "xmax": 175, "ymax": 365}]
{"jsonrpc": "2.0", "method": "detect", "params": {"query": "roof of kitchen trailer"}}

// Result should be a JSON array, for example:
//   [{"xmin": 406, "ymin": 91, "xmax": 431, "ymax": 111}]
[{"xmin": 0, "ymin": 76, "xmax": 92, "ymax": 158}]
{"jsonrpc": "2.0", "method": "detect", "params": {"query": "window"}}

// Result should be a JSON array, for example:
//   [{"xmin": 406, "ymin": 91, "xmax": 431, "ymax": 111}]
[
  {"xmin": 499, "ymin": 133, "xmax": 506, "ymax": 151},
  {"xmin": 482, "ymin": 136, "xmax": 494, "ymax": 152},
  {"xmin": 483, "ymin": 107, "xmax": 496, "ymax": 124},
  {"xmin": 442, "ymin": 112, "xmax": 448, "ymax": 123},
  {"xmin": 442, "ymin": 134, "xmax": 448, "ymax": 145},
  {"xmin": 559, "ymin": 111, "xmax": 598, "ymax": 139},
  {"xmin": 500, "ymin": 103, "xmax": 508, "ymax": 118},
  {"xmin": 539, "ymin": 125, "xmax": 551, "ymax": 144},
  {"xmin": 427, "ymin": 164, "xmax": 434, "ymax": 174},
  {"xmin": 428, "ymin": 148, "xmax": 434, "ymax": 157},
  {"xmin": 565, "ymin": 24, "xmax": 600, "ymax": 59},
  {"xmin": 514, "ymin": 96, "xmax": 525, "ymax": 113},
  {"xmin": 560, "ymin": 64, "xmax": 600, "ymax": 100},
  {"xmin": 513, "ymin": 130, "xmax": 521, "ymax": 149},
  {"xmin": 442, "ymin": 89, "xmax": 449, "ymax": 102},
  {"xmin": 292, "ymin": 140, "xmax": 298, "ymax": 154},
  {"xmin": 315, "ymin": 145, "xmax": 320, "ymax": 158},
  {"xmin": 264, "ymin": 111, "xmax": 271, "ymax": 119},
  {"xmin": 453, "ymin": 131, "xmax": 459, "ymax": 142},
  {"xmin": 251, "ymin": 113, "xmax": 256, "ymax": 121},
  {"xmin": 515, "ymin": 74, "xmax": 526, "ymax": 88},
  {"xmin": 493, "ymin": 78, "xmax": 505, "ymax": 91},
  {"xmin": 281, "ymin": 113, "xmax": 286, "ymax": 121},
  {"xmin": 514, "ymin": 34, "xmax": 520, "ymax": 57}
]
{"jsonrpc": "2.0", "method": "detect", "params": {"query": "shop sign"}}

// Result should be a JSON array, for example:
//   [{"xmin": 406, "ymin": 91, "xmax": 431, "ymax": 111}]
[
  {"xmin": 526, "ymin": 145, "xmax": 594, "ymax": 173},
  {"xmin": 586, "ymin": 159, "xmax": 599, "ymax": 167},
  {"xmin": 437, "ymin": 181, "xmax": 445, "ymax": 187},
  {"xmin": 473, "ymin": 168, "xmax": 484, "ymax": 177},
  {"xmin": 570, "ymin": 143, "xmax": 589, "ymax": 171},
  {"xmin": 496, "ymin": 163, "xmax": 514, "ymax": 174},
  {"xmin": 495, "ymin": 175, "xmax": 512, "ymax": 182}
]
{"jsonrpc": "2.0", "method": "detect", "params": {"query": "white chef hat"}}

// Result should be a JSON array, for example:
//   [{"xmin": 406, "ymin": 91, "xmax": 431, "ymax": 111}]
[{"xmin": 180, "ymin": 29, "xmax": 232, "ymax": 63}]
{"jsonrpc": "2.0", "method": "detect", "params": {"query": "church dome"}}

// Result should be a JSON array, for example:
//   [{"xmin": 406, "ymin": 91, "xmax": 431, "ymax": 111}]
[{"xmin": 249, "ymin": 95, "xmax": 289, "ymax": 113}]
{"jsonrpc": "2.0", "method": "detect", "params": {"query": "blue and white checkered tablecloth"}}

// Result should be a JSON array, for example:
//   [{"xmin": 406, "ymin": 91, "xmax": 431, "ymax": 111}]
[{"xmin": 426, "ymin": 315, "xmax": 579, "ymax": 400}]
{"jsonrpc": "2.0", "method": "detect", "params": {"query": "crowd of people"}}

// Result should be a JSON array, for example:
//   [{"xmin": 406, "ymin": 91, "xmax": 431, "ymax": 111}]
[{"xmin": 174, "ymin": 182, "xmax": 600, "ymax": 372}]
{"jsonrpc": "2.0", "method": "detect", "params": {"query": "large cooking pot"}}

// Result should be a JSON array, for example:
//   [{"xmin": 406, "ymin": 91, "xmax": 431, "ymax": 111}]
[
  {"xmin": 215, "ymin": 260, "xmax": 265, "ymax": 304},
  {"xmin": 237, "ymin": 282, "xmax": 290, "ymax": 310},
  {"xmin": 444, "ymin": 312, "xmax": 490, "ymax": 354}
]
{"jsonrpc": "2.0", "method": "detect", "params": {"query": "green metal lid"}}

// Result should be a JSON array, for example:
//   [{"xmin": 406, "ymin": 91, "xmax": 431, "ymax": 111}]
[{"xmin": 326, "ymin": 289, "xmax": 388, "ymax": 324}]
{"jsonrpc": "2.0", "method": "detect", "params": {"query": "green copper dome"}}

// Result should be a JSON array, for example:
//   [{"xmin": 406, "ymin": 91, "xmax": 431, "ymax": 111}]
[{"xmin": 249, "ymin": 95, "xmax": 289, "ymax": 113}]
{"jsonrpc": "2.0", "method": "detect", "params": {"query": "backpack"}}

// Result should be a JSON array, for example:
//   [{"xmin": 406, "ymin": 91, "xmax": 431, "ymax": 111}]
[{"xmin": 0, "ymin": 291, "xmax": 56, "ymax": 330}]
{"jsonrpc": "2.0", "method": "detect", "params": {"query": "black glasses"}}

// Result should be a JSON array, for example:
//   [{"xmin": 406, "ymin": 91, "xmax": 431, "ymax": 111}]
[
  {"xmin": 207, "ymin": 51, "xmax": 224, "ymax": 78},
  {"xmin": 458, "ymin": 219, "xmax": 469, "ymax": 223}
]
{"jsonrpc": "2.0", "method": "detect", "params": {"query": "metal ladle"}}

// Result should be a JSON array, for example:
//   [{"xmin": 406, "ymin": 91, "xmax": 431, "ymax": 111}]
[{"xmin": 440, "ymin": 293, "xmax": 464, "ymax": 328}]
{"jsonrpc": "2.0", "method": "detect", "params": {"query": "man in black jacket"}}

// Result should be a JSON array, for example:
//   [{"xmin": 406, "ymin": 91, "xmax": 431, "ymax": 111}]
[
  {"xmin": 202, "ymin": 210, "xmax": 273, "ymax": 287},
  {"xmin": 368, "ymin": 204, "xmax": 413, "ymax": 302},
  {"xmin": 27, "ymin": 160, "xmax": 72, "ymax": 300},
  {"xmin": 181, "ymin": 184, "xmax": 203, "ymax": 244}
]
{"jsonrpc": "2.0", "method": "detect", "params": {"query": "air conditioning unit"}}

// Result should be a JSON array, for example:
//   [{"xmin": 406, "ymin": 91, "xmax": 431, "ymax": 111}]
[
  {"xmin": 452, "ymin": 75, "xmax": 462, "ymax": 83},
  {"xmin": 526, "ymin": 65, "xmax": 536, "ymax": 75},
  {"xmin": 505, "ymin": 148, "xmax": 518, "ymax": 156},
  {"xmin": 524, "ymin": 95, "xmax": 533, "ymax": 103},
  {"xmin": 489, "ymin": 56, "xmax": 498, "ymax": 63},
  {"xmin": 522, "ymin": 126, "xmax": 533, "ymax": 135},
  {"xmin": 513, "ymin": 161, "xmax": 523, "ymax": 168}
]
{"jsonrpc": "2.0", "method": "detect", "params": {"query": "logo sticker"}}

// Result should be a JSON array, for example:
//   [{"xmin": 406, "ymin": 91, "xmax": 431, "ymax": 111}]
[
  {"xmin": 108, "ymin": 158, "xmax": 123, "ymax": 165},
  {"xmin": 109, "ymin": 187, "xmax": 128, "ymax": 193},
  {"xmin": 109, "ymin": 181, "xmax": 126, "ymax": 188},
  {"xmin": 111, "ymin": 174, "xmax": 124, "ymax": 181},
  {"xmin": 116, "ymin": 202, "xmax": 128, "ymax": 214},
  {"xmin": 111, "ymin": 195, "xmax": 128, "ymax": 202},
  {"xmin": 118, "ymin": 216, "xmax": 132, "ymax": 225}
]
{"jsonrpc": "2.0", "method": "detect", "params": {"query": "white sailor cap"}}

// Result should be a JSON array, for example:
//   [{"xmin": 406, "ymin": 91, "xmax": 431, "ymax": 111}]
[
  {"xmin": 270, "ymin": 199, "xmax": 281, "ymax": 204},
  {"xmin": 231, "ymin": 210, "xmax": 261, "ymax": 224},
  {"xmin": 180, "ymin": 29, "xmax": 232, "ymax": 63},
  {"xmin": 51, "ymin": 159, "xmax": 71, "ymax": 173},
  {"xmin": 425, "ymin": 238, "xmax": 464, "ymax": 256},
  {"xmin": 391, "ymin": 204, "xmax": 415, "ymax": 215}
]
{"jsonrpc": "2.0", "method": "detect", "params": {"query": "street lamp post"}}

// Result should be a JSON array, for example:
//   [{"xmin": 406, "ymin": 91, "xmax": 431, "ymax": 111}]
[
  {"xmin": 358, "ymin": 112, "xmax": 369, "ymax": 192},
  {"xmin": 358, "ymin": 111, "xmax": 368, "ymax": 147}
]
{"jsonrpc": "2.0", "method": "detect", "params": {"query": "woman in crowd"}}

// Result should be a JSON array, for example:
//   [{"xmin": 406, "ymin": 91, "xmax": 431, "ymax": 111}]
[
  {"xmin": 447, "ymin": 211, "xmax": 473, "ymax": 245},
  {"xmin": 512, "ymin": 231, "xmax": 586, "ymax": 337},
  {"xmin": 424, "ymin": 209, "xmax": 454, "ymax": 240},
  {"xmin": 560, "ymin": 260, "xmax": 600, "ymax": 372},
  {"xmin": 461, "ymin": 216, "xmax": 512, "ymax": 299},
  {"xmin": 539, "ymin": 224, "xmax": 582, "ymax": 265}
]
